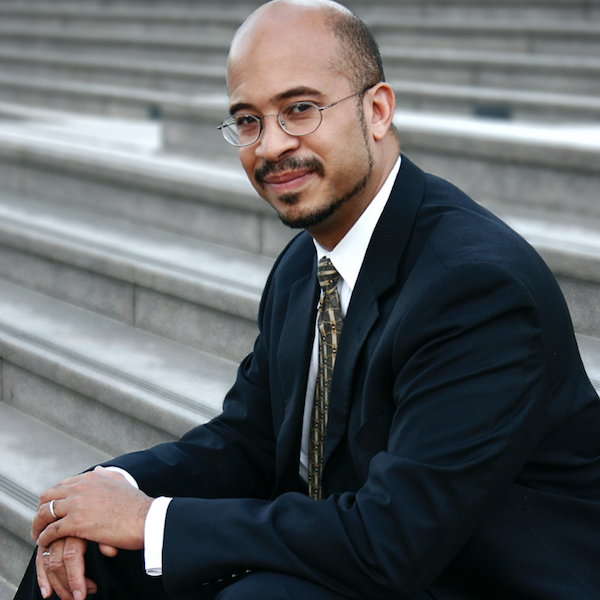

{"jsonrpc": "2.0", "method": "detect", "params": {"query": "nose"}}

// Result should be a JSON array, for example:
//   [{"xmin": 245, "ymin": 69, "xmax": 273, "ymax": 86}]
[{"xmin": 254, "ymin": 115, "xmax": 300, "ymax": 162}]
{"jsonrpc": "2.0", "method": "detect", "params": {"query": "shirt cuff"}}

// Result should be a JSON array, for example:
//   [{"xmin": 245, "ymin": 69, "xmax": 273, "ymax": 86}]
[
  {"xmin": 144, "ymin": 496, "xmax": 173, "ymax": 576},
  {"xmin": 104, "ymin": 467, "xmax": 140, "ymax": 489}
]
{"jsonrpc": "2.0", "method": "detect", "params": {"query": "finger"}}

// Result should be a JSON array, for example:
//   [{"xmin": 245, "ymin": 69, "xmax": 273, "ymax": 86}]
[
  {"xmin": 38, "ymin": 481, "xmax": 74, "ymax": 507},
  {"xmin": 98, "ymin": 543, "xmax": 119, "ymax": 557},
  {"xmin": 63, "ymin": 537, "xmax": 90, "ymax": 600},
  {"xmin": 36, "ymin": 547, "xmax": 53, "ymax": 599},
  {"xmin": 43, "ymin": 540, "xmax": 75, "ymax": 600},
  {"xmin": 85, "ymin": 578, "xmax": 98, "ymax": 595},
  {"xmin": 32, "ymin": 499, "xmax": 65, "ymax": 541},
  {"xmin": 37, "ymin": 520, "xmax": 67, "ymax": 549}
]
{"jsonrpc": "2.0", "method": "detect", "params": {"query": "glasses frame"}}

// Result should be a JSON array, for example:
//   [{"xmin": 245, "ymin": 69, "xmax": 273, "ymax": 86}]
[{"xmin": 218, "ymin": 84, "xmax": 377, "ymax": 147}]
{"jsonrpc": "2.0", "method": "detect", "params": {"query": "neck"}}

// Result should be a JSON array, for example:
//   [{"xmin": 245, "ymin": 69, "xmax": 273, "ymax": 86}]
[{"xmin": 308, "ymin": 150, "xmax": 399, "ymax": 251}]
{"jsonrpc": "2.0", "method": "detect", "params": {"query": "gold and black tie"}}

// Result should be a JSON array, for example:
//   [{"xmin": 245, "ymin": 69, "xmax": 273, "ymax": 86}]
[{"xmin": 308, "ymin": 257, "xmax": 344, "ymax": 500}]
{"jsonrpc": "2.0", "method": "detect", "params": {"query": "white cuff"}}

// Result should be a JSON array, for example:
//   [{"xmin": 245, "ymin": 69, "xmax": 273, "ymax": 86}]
[
  {"xmin": 104, "ymin": 467, "xmax": 139, "ymax": 489},
  {"xmin": 144, "ymin": 496, "xmax": 173, "ymax": 576}
]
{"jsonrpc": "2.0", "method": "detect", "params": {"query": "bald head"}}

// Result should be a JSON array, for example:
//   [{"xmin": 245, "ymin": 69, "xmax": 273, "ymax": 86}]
[{"xmin": 228, "ymin": 0, "xmax": 384, "ymax": 94}]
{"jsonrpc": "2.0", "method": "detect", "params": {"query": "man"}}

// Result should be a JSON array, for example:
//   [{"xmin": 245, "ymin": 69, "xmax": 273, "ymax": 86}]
[{"xmin": 15, "ymin": 1, "xmax": 600, "ymax": 599}]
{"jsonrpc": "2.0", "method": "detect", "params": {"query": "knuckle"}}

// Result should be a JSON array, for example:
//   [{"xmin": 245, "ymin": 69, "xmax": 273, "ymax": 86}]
[
  {"xmin": 47, "ymin": 557, "xmax": 62, "ymax": 573},
  {"xmin": 62, "ymin": 545, "xmax": 81, "ymax": 564}
]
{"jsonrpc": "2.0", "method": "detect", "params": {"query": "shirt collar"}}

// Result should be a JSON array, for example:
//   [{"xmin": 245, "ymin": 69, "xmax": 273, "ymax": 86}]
[{"xmin": 314, "ymin": 155, "xmax": 401, "ymax": 291}]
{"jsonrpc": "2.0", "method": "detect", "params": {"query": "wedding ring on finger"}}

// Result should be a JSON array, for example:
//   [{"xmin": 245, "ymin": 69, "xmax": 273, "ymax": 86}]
[
  {"xmin": 42, "ymin": 551, "xmax": 51, "ymax": 557},
  {"xmin": 49, "ymin": 499, "xmax": 58, "ymax": 520}
]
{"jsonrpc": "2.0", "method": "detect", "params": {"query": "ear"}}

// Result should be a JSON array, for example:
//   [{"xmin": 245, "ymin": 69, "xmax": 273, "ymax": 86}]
[{"xmin": 368, "ymin": 83, "xmax": 396, "ymax": 141}]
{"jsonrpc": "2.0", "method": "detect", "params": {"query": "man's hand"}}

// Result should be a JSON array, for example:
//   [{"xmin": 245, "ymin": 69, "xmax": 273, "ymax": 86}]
[
  {"xmin": 32, "ymin": 467, "xmax": 153, "ymax": 551},
  {"xmin": 36, "ymin": 539, "xmax": 120, "ymax": 600},
  {"xmin": 36, "ymin": 537, "xmax": 96, "ymax": 600}
]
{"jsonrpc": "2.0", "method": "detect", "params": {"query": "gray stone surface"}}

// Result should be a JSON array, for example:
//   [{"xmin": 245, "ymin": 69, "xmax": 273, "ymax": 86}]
[
  {"xmin": 0, "ymin": 189, "xmax": 269, "ymax": 356},
  {"xmin": 0, "ymin": 72, "xmax": 192, "ymax": 119},
  {"xmin": 0, "ymin": 115, "xmax": 292, "ymax": 256},
  {"xmin": 0, "ymin": 49, "xmax": 228, "ymax": 94},
  {"xmin": 382, "ymin": 47, "xmax": 600, "ymax": 95},
  {"xmin": 0, "ymin": 401, "xmax": 111, "ymax": 585},
  {"xmin": 369, "ymin": 18, "xmax": 600, "ymax": 56},
  {"xmin": 388, "ymin": 80, "xmax": 600, "ymax": 123},
  {"xmin": 0, "ymin": 24, "xmax": 231, "ymax": 64},
  {"xmin": 0, "ymin": 573, "xmax": 17, "ymax": 600},
  {"xmin": 0, "ymin": 525, "xmax": 31, "ymax": 592},
  {"xmin": 0, "ymin": 4, "xmax": 251, "ymax": 35},
  {"xmin": 3, "ymin": 363, "xmax": 176, "ymax": 457},
  {"xmin": 0, "ymin": 280, "xmax": 238, "ymax": 434},
  {"xmin": 396, "ymin": 113, "xmax": 600, "ymax": 219}
]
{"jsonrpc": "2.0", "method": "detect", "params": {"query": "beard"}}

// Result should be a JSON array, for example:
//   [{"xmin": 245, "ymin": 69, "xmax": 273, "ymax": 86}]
[
  {"xmin": 254, "ymin": 145, "xmax": 374, "ymax": 230},
  {"xmin": 277, "ymin": 166, "xmax": 372, "ymax": 229}
]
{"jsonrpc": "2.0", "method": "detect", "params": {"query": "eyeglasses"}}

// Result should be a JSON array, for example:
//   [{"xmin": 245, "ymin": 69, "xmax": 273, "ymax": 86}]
[{"xmin": 217, "ymin": 85, "xmax": 376, "ymax": 147}]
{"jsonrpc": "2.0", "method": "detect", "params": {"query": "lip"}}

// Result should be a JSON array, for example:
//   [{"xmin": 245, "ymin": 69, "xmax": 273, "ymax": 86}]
[{"xmin": 262, "ymin": 170, "xmax": 314, "ymax": 194}]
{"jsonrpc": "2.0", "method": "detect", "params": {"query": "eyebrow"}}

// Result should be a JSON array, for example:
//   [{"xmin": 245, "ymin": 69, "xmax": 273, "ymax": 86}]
[{"xmin": 229, "ymin": 86, "xmax": 324, "ymax": 116}]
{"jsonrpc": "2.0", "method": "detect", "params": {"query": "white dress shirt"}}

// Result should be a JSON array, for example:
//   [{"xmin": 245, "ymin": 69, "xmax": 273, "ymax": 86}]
[
  {"xmin": 121, "ymin": 156, "xmax": 402, "ymax": 576},
  {"xmin": 299, "ymin": 156, "xmax": 401, "ymax": 481}
]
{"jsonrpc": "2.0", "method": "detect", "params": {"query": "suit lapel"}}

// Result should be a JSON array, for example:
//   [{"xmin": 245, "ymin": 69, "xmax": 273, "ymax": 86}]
[
  {"xmin": 324, "ymin": 156, "xmax": 427, "ymax": 465},
  {"xmin": 274, "ymin": 263, "xmax": 319, "ymax": 492}
]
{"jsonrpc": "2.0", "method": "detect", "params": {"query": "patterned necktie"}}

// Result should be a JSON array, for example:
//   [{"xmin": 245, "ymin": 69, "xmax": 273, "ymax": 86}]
[{"xmin": 308, "ymin": 257, "xmax": 344, "ymax": 500}]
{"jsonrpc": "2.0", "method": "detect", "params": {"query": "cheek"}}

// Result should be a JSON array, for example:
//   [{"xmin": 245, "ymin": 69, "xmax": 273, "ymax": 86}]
[{"xmin": 238, "ymin": 149, "xmax": 257, "ymax": 180}]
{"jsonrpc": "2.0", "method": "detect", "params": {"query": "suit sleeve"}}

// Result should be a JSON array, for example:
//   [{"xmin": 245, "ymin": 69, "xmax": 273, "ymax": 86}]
[{"xmin": 160, "ymin": 262, "xmax": 554, "ymax": 599}]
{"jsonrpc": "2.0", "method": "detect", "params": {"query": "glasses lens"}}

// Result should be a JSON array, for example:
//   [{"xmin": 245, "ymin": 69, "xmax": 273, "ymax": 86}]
[
  {"xmin": 221, "ymin": 115, "xmax": 261, "ymax": 146},
  {"xmin": 279, "ymin": 102, "xmax": 322, "ymax": 136}
]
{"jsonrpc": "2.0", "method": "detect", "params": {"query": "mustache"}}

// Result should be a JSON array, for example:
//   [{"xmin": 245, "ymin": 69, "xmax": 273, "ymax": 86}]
[{"xmin": 254, "ymin": 156, "xmax": 325, "ymax": 188}]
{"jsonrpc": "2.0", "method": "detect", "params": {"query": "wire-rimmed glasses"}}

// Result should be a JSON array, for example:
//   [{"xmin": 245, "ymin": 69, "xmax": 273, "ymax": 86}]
[{"xmin": 218, "ymin": 84, "xmax": 376, "ymax": 147}]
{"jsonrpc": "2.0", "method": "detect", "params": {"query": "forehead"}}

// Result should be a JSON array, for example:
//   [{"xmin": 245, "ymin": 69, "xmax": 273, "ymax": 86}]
[{"xmin": 227, "ymin": 7, "xmax": 346, "ymax": 109}]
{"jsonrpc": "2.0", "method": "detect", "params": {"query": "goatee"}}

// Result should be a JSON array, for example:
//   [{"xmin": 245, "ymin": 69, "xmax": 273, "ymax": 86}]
[{"xmin": 278, "ymin": 170, "xmax": 371, "ymax": 229}]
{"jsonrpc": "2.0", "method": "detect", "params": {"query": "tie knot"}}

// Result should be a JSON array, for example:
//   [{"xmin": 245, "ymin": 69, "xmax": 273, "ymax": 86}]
[{"xmin": 317, "ymin": 257, "xmax": 340, "ymax": 293}]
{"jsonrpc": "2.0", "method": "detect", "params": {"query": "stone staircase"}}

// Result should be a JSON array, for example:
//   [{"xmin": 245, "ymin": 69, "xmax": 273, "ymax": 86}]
[{"xmin": 0, "ymin": 1, "xmax": 599, "ymax": 597}]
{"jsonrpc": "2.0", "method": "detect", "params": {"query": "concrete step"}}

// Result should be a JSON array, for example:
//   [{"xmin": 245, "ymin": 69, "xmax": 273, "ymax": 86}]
[
  {"xmin": 0, "ymin": 109, "xmax": 293, "ymax": 257},
  {"xmin": 3, "ymin": 66, "xmax": 599, "ymax": 126},
  {"xmin": 394, "ymin": 111, "xmax": 600, "ymax": 220},
  {"xmin": 389, "ymin": 80, "xmax": 600, "ymax": 123},
  {"xmin": 0, "ymin": 24, "xmax": 598, "ymax": 97},
  {"xmin": 1, "ymin": 0, "xmax": 598, "ymax": 22},
  {"xmin": 352, "ymin": 0, "xmax": 600, "ymax": 21},
  {"xmin": 0, "ymin": 190, "xmax": 269, "ymax": 362},
  {"xmin": 0, "ymin": 402, "xmax": 110, "ymax": 585},
  {"xmin": 0, "ymin": 279, "xmax": 237, "ymax": 455},
  {"xmin": 381, "ymin": 47, "xmax": 600, "ymax": 96},
  {"xmin": 1, "ymin": 4, "xmax": 598, "ymax": 55},
  {"xmin": 0, "ymin": 575, "xmax": 16, "ymax": 600},
  {"xmin": 4, "ymin": 66, "xmax": 597, "ymax": 127},
  {"xmin": 0, "ymin": 3, "xmax": 250, "ymax": 36},
  {"xmin": 0, "ymin": 48, "xmax": 227, "ymax": 94},
  {"xmin": 578, "ymin": 334, "xmax": 600, "ymax": 395},
  {"xmin": 369, "ymin": 17, "xmax": 600, "ymax": 56},
  {"xmin": 0, "ymin": 72, "xmax": 197, "ymax": 119},
  {"xmin": 0, "ymin": 24, "xmax": 231, "ymax": 65}
]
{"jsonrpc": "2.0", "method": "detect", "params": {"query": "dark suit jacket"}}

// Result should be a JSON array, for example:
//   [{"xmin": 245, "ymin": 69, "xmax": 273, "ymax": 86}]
[{"xmin": 111, "ymin": 156, "xmax": 600, "ymax": 600}]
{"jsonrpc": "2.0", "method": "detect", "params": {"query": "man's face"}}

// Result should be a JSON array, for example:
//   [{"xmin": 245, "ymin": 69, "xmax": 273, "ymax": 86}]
[{"xmin": 227, "ymin": 10, "xmax": 375, "ymax": 239}]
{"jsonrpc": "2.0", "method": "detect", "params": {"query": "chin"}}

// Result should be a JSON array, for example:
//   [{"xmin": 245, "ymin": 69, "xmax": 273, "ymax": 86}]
[{"xmin": 277, "ymin": 200, "xmax": 338, "ymax": 230}]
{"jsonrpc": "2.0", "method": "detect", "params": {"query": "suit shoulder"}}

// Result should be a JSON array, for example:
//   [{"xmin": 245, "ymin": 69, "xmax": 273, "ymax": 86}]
[{"xmin": 417, "ymin": 173, "xmax": 542, "ymax": 273}]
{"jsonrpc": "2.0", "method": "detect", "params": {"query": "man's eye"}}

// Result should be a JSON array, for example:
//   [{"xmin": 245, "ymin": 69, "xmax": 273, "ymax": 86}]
[
  {"xmin": 235, "ymin": 115, "xmax": 259, "ymax": 129},
  {"xmin": 287, "ymin": 103, "xmax": 317, "ymax": 118}
]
